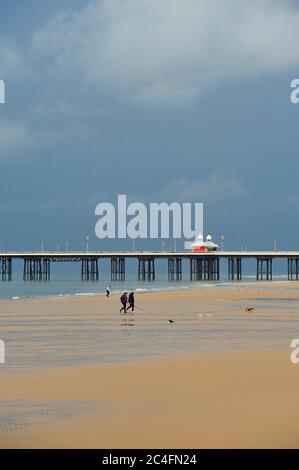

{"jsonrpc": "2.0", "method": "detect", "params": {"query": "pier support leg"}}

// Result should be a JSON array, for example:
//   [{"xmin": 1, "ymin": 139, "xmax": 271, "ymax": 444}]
[
  {"xmin": 190, "ymin": 258, "xmax": 203, "ymax": 281},
  {"xmin": 23, "ymin": 258, "xmax": 43, "ymax": 281},
  {"xmin": 81, "ymin": 258, "xmax": 99, "ymax": 281},
  {"xmin": 23, "ymin": 258, "xmax": 50, "ymax": 281},
  {"xmin": 42, "ymin": 259, "xmax": 51, "ymax": 281},
  {"xmin": 228, "ymin": 257, "xmax": 242, "ymax": 281},
  {"xmin": 138, "ymin": 258, "xmax": 155, "ymax": 281},
  {"xmin": 206, "ymin": 257, "xmax": 219, "ymax": 281},
  {"xmin": 288, "ymin": 257, "xmax": 299, "ymax": 280},
  {"xmin": 168, "ymin": 258, "xmax": 182, "ymax": 281},
  {"xmin": 23, "ymin": 259, "xmax": 30, "ymax": 281},
  {"xmin": 256, "ymin": 257, "xmax": 272, "ymax": 281},
  {"xmin": 111, "ymin": 257, "xmax": 125, "ymax": 281},
  {"xmin": 190, "ymin": 257, "xmax": 219, "ymax": 281},
  {"xmin": 1, "ymin": 258, "xmax": 12, "ymax": 281}
]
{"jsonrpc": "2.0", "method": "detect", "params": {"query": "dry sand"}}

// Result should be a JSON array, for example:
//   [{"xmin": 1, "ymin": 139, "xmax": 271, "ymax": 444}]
[{"xmin": 0, "ymin": 283, "xmax": 299, "ymax": 448}]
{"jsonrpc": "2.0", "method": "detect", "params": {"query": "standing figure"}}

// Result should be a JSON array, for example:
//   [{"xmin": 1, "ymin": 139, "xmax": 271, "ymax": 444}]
[
  {"xmin": 120, "ymin": 292, "xmax": 128, "ymax": 313},
  {"xmin": 127, "ymin": 292, "xmax": 135, "ymax": 312},
  {"xmin": 106, "ymin": 285, "xmax": 111, "ymax": 298}
]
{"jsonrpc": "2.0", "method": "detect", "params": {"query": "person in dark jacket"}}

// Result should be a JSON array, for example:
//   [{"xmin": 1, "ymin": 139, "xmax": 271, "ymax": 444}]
[
  {"xmin": 120, "ymin": 292, "xmax": 128, "ymax": 313},
  {"xmin": 127, "ymin": 291, "xmax": 135, "ymax": 312}
]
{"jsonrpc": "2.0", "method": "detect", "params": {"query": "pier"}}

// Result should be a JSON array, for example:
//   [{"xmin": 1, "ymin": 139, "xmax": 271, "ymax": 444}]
[{"xmin": 1, "ymin": 251, "xmax": 299, "ymax": 282}]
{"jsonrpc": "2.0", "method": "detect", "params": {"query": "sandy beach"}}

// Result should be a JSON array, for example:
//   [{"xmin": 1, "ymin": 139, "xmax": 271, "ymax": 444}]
[
  {"xmin": 3, "ymin": 0, "xmax": 299, "ymax": 453},
  {"xmin": 0, "ymin": 283, "xmax": 299, "ymax": 448}
]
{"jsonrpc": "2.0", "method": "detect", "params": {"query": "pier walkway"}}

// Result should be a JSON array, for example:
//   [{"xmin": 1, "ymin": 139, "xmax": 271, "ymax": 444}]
[{"xmin": 0, "ymin": 251, "xmax": 299, "ymax": 282}]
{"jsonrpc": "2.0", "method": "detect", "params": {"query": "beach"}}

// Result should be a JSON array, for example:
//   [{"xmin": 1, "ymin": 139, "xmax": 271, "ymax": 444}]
[{"xmin": 0, "ymin": 283, "xmax": 299, "ymax": 448}]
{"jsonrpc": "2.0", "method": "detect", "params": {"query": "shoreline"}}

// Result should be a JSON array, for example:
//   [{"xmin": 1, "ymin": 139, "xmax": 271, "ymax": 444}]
[{"xmin": 1, "ymin": 278, "xmax": 299, "ymax": 303}]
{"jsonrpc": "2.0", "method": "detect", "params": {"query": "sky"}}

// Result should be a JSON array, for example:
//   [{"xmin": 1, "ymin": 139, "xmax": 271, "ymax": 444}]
[{"xmin": 0, "ymin": 0, "xmax": 299, "ymax": 252}]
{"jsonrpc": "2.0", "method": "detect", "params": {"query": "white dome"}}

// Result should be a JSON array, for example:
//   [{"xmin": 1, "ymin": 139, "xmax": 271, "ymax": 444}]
[
  {"xmin": 206, "ymin": 234, "xmax": 212, "ymax": 242},
  {"xmin": 197, "ymin": 233, "xmax": 203, "ymax": 241}
]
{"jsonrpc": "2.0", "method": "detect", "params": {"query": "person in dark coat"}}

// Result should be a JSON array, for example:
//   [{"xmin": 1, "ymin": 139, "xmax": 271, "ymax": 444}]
[
  {"xmin": 127, "ymin": 291, "xmax": 135, "ymax": 312},
  {"xmin": 120, "ymin": 292, "xmax": 128, "ymax": 313}
]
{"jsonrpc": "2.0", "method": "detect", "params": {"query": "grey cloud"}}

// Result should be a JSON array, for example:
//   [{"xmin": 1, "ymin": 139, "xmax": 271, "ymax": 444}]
[
  {"xmin": 157, "ymin": 172, "xmax": 246, "ymax": 204},
  {"xmin": 0, "ymin": 118, "xmax": 56, "ymax": 160},
  {"xmin": 0, "ymin": 43, "xmax": 24, "ymax": 77},
  {"xmin": 0, "ymin": 198, "xmax": 66, "ymax": 214},
  {"xmin": 32, "ymin": 0, "xmax": 299, "ymax": 104}
]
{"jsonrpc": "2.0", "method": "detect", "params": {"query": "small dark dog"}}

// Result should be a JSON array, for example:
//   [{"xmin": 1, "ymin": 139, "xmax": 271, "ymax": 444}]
[{"xmin": 245, "ymin": 306, "xmax": 255, "ymax": 313}]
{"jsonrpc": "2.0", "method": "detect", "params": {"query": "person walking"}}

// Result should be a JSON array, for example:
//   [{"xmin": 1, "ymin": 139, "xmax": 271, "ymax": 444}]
[
  {"xmin": 127, "ymin": 291, "xmax": 135, "ymax": 312},
  {"xmin": 106, "ymin": 285, "xmax": 111, "ymax": 298},
  {"xmin": 120, "ymin": 292, "xmax": 128, "ymax": 313}
]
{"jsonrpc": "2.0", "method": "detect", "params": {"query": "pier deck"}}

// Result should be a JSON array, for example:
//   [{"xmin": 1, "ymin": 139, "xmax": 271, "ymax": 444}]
[{"xmin": 1, "ymin": 251, "xmax": 299, "ymax": 282}]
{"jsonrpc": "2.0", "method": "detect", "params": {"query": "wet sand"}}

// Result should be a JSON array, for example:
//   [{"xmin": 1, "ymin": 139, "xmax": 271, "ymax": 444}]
[
  {"xmin": 0, "ymin": 350, "xmax": 298, "ymax": 448},
  {"xmin": 0, "ymin": 283, "xmax": 299, "ymax": 448}
]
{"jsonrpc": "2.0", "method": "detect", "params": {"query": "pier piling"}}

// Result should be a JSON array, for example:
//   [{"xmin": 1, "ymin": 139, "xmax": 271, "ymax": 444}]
[
  {"xmin": 42, "ymin": 259, "xmax": 51, "ymax": 281},
  {"xmin": 168, "ymin": 257, "xmax": 182, "ymax": 281},
  {"xmin": 288, "ymin": 257, "xmax": 299, "ymax": 280},
  {"xmin": 1, "ymin": 257, "xmax": 12, "ymax": 281},
  {"xmin": 111, "ymin": 257, "xmax": 125, "ymax": 281},
  {"xmin": 256, "ymin": 257, "xmax": 272, "ymax": 281},
  {"xmin": 228, "ymin": 257, "xmax": 242, "ymax": 281},
  {"xmin": 138, "ymin": 258, "xmax": 155, "ymax": 281},
  {"xmin": 23, "ymin": 258, "xmax": 41, "ymax": 281},
  {"xmin": 81, "ymin": 258, "xmax": 99, "ymax": 281},
  {"xmin": 23, "ymin": 258, "xmax": 51, "ymax": 282},
  {"xmin": 190, "ymin": 257, "xmax": 219, "ymax": 281}
]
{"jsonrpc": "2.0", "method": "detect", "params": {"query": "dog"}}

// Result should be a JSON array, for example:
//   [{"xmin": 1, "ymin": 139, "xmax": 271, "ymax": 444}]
[{"xmin": 245, "ymin": 306, "xmax": 255, "ymax": 313}]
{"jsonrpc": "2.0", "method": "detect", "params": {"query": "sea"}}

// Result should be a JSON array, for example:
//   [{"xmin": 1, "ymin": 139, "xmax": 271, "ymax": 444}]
[{"xmin": 0, "ymin": 257, "xmax": 291, "ymax": 300}]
